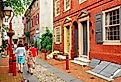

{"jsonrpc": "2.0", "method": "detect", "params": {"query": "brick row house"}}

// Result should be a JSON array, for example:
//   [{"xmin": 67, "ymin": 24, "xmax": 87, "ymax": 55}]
[
  {"xmin": 23, "ymin": 0, "xmax": 40, "ymax": 44},
  {"xmin": 53, "ymin": 0, "xmax": 121, "ymax": 64},
  {"xmin": 24, "ymin": 0, "xmax": 53, "ymax": 44}
]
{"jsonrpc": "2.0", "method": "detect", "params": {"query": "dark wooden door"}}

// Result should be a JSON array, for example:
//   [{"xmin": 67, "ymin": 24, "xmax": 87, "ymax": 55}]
[
  {"xmin": 82, "ymin": 21, "xmax": 88, "ymax": 55},
  {"xmin": 74, "ymin": 27, "xmax": 78, "ymax": 57}
]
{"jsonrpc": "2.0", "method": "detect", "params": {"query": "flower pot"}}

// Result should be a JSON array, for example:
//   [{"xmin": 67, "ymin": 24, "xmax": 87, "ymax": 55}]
[{"xmin": 7, "ymin": 31, "xmax": 15, "ymax": 37}]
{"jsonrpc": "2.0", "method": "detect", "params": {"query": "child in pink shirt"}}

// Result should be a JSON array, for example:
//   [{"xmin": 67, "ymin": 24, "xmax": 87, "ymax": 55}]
[{"xmin": 26, "ymin": 51, "xmax": 34, "ymax": 75}]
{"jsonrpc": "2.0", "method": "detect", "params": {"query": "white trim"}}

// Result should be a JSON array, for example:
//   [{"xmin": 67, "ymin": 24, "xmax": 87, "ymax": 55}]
[
  {"xmin": 103, "ymin": 6, "xmax": 120, "ymax": 13},
  {"xmin": 64, "ymin": 24, "xmax": 71, "ymax": 58},
  {"xmin": 102, "ymin": 6, "xmax": 120, "ymax": 44},
  {"xmin": 55, "ymin": 0, "xmax": 60, "ymax": 17},
  {"xmin": 79, "ymin": 0, "xmax": 87, "ymax": 4},
  {"xmin": 78, "ymin": 16, "xmax": 90, "ymax": 59},
  {"xmin": 64, "ymin": 0, "xmax": 71, "ymax": 12},
  {"xmin": 103, "ymin": 43, "xmax": 121, "ymax": 45}
]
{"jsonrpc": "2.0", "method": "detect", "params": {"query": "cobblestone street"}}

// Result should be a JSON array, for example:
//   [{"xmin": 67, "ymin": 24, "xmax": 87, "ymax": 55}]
[
  {"xmin": 33, "ymin": 64, "xmax": 65, "ymax": 82},
  {"xmin": 23, "ymin": 58, "xmax": 81, "ymax": 82}
]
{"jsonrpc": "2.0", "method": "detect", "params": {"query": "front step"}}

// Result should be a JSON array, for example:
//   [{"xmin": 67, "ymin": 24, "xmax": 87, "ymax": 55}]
[
  {"xmin": 71, "ymin": 57, "xmax": 90, "ymax": 66},
  {"xmin": 74, "ymin": 57, "xmax": 90, "ymax": 63},
  {"xmin": 71, "ymin": 60, "xmax": 88, "ymax": 66}
]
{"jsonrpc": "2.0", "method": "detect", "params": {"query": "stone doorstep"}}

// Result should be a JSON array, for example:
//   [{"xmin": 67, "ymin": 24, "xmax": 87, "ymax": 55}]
[
  {"xmin": 74, "ymin": 57, "xmax": 90, "ymax": 63},
  {"xmin": 71, "ymin": 60, "xmax": 89, "ymax": 66}
]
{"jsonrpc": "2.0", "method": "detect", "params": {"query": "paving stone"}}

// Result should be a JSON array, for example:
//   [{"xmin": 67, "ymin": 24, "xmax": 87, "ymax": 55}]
[
  {"xmin": 23, "ymin": 65, "xmax": 39, "ymax": 82},
  {"xmin": 33, "ymin": 64, "xmax": 65, "ymax": 82},
  {"xmin": 33, "ymin": 58, "xmax": 82, "ymax": 82}
]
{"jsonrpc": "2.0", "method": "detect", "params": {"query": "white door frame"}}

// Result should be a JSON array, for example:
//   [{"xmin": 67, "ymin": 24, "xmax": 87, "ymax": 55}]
[
  {"xmin": 78, "ymin": 16, "xmax": 90, "ymax": 58},
  {"xmin": 64, "ymin": 23, "xmax": 72, "ymax": 57}
]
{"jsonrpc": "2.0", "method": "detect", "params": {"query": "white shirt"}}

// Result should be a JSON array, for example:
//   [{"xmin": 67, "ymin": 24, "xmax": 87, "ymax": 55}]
[{"xmin": 16, "ymin": 47, "xmax": 26, "ymax": 56}]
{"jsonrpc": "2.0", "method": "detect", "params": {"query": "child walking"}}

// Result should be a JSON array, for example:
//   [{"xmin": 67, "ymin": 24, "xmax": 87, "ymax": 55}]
[
  {"xmin": 26, "ymin": 51, "xmax": 34, "ymax": 75},
  {"xmin": 28, "ymin": 44, "xmax": 37, "ymax": 69}
]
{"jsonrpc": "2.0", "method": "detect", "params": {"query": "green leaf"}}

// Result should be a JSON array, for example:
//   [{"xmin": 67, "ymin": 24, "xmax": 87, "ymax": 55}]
[
  {"xmin": 40, "ymin": 27, "xmax": 52, "ymax": 51},
  {"xmin": 4, "ymin": 0, "xmax": 32, "ymax": 16}
]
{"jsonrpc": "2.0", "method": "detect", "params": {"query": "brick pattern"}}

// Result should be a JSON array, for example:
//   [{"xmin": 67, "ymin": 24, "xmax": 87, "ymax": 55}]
[
  {"xmin": 53, "ymin": 0, "xmax": 121, "ymax": 63},
  {"xmin": 26, "ymin": 0, "xmax": 40, "ymax": 40},
  {"xmin": 0, "ymin": 58, "xmax": 23, "ymax": 82}
]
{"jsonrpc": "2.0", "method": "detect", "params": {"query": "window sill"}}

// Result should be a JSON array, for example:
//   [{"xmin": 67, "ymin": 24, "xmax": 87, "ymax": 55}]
[
  {"xmin": 55, "ymin": 13, "xmax": 60, "ymax": 17},
  {"xmin": 64, "ymin": 8, "xmax": 70, "ymax": 12},
  {"xmin": 103, "ymin": 41, "xmax": 121, "ymax": 45},
  {"xmin": 55, "ymin": 42, "xmax": 61, "ymax": 44}
]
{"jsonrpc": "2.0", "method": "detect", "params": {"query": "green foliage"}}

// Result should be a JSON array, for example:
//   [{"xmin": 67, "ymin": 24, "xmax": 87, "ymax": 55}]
[
  {"xmin": 4, "ymin": 0, "xmax": 32, "ymax": 15},
  {"xmin": 24, "ymin": 31, "xmax": 30, "ymax": 37},
  {"xmin": 34, "ymin": 39, "xmax": 39, "ymax": 48},
  {"xmin": 0, "ymin": 40, "xmax": 6, "ymax": 52},
  {"xmin": 40, "ymin": 27, "xmax": 52, "ymax": 51}
]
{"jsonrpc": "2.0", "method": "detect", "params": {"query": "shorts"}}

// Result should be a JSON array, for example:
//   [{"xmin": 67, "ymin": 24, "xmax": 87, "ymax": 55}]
[{"xmin": 17, "ymin": 56, "xmax": 24, "ymax": 64}]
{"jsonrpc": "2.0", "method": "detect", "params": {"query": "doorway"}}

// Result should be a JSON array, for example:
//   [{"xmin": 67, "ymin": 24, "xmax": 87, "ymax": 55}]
[
  {"xmin": 81, "ymin": 21, "xmax": 88, "ymax": 56},
  {"xmin": 73, "ymin": 21, "xmax": 78, "ymax": 57},
  {"xmin": 64, "ymin": 25, "xmax": 71, "ymax": 54}
]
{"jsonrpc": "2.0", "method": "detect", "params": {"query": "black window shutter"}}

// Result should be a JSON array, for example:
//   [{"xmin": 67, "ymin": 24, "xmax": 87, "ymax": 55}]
[
  {"xmin": 119, "ymin": 6, "xmax": 121, "ymax": 41},
  {"xmin": 95, "ymin": 12, "xmax": 103, "ymax": 44}
]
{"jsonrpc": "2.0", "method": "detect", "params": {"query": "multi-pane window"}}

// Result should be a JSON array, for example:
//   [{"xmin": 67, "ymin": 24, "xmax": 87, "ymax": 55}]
[
  {"xmin": 36, "ymin": 13, "xmax": 39, "ymax": 25},
  {"xmin": 105, "ymin": 9, "xmax": 120, "ymax": 40},
  {"xmin": 55, "ymin": 0, "xmax": 60, "ymax": 16},
  {"xmin": 64, "ymin": 0, "xmax": 70, "ymax": 11},
  {"xmin": 55, "ymin": 26, "xmax": 61, "ymax": 43}
]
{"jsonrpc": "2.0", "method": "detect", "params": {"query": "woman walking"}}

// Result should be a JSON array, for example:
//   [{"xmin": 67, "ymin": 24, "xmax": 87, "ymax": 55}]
[{"xmin": 16, "ymin": 41, "xmax": 26, "ymax": 73}]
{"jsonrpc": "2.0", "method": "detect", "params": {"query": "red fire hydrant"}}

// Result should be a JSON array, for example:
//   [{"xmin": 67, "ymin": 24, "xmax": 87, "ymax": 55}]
[
  {"xmin": 65, "ymin": 53, "xmax": 69, "ymax": 70},
  {"xmin": 12, "ymin": 54, "xmax": 16, "ymax": 76}
]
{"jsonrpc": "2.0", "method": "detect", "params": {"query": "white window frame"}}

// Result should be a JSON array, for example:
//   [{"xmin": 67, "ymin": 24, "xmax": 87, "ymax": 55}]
[
  {"xmin": 55, "ymin": 0, "xmax": 60, "ymax": 16},
  {"xmin": 64, "ymin": 0, "xmax": 70, "ymax": 11},
  {"xmin": 79, "ymin": 0, "xmax": 87, "ymax": 4},
  {"xmin": 54, "ymin": 26, "xmax": 61, "ymax": 44},
  {"xmin": 102, "ymin": 6, "xmax": 121, "ymax": 45}
]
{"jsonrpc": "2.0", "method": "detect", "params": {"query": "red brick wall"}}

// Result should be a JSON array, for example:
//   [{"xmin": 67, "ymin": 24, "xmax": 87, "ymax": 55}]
[
  {"xmin": 30, "ymin": 0, "xmax": 40, "ymax": 40},
  {"xmin": 53, "ymin": 0, "xmax": 121, "ymax": 64}
]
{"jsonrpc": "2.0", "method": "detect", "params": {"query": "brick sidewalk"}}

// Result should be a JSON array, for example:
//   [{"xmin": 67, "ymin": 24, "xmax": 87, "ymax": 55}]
[
  {"xmin": 38, "ymin": 52, "xmax": 121, "ymax": 82},
  {"xmin": 0, "ymin": 57, "xmax": 23, "ymax": 82}
]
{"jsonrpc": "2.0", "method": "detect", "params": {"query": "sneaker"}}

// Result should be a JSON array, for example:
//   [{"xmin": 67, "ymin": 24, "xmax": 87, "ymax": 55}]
[
  {"xmin": 27, "ymin": 71, "xmax": 29, "ymax": 73},
  {"xmin": 18, "ymin": 70, "xmax": 21, "ymax": 73},
  {"xmin": 33, "ymin": 67, "xmax": 35, "ymax": 69},
  {"xmin": 20, "ymin": 71, "xmax": 23, "ymax": 73},
  {"xmin": 30, "ymin": 73, "xmax": 33, "ymax": 75}
]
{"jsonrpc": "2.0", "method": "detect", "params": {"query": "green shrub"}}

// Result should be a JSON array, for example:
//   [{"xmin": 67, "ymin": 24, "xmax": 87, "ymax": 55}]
[{"xmin": 40, "ymin": 27, "xmax": 52, "ymax": 51}]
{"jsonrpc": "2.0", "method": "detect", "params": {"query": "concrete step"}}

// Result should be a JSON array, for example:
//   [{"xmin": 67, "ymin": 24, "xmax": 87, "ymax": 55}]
[
  {"xmin": 71, "ymin": 60, "xmax": 88, "ymax": 66},
  {"xmin": 74, "ymin": 57, "xmax": 90, "ymax": 63}
]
